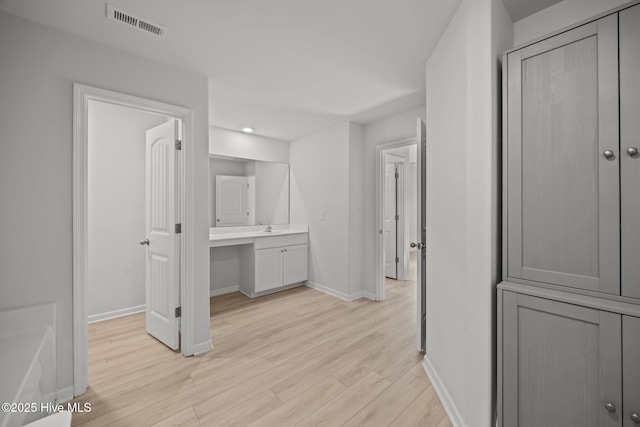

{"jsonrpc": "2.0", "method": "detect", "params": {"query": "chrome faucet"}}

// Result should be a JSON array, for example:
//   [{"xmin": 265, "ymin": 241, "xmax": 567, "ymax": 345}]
[{"xmin": 264, "ymin": 224, "xmax": 272, "ymax": 232}]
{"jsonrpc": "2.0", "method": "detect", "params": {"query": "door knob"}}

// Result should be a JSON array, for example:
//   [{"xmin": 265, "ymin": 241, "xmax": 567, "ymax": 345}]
[
  {"xmin": 139, "ymin": 239, "xmax": 150, "ymax": 246},
  {"xmin": 603, "ymin": 150, "xmax": 615, "ymax": 160},
  {"xmin": 628, "ymin": 147, "xmax": 639, "ymax": 157},
  {"xmin": 604, "ymin": 402, "xmax": 616, "ymax": 413},
  {"xmin": 410, "ymin": 242, "xmax": 425, "ymax": 250},
  {"xmin": 630, "ymin": 413, "xmax": 640, "ymax": 424}
]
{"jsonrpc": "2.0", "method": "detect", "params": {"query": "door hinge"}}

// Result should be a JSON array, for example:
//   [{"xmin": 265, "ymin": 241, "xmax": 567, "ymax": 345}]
[
  {"xmin": 395, "ymin": 257, "xmax": 399, "ymax": 263},
  {"xmin": 175, "ymin": 306, "xmax": 181, "ymax": 318},
  {"xmin": 395, "ymin": 214, "xmax": 399, "ymax": 221},
  {"xmin": 395, "ymin": 172, "xmax": 399, "ymax": 179},
  {"xmin": 175, "ymin": 223, "xmax": 182, "ymax": 234},
  {"xmin": 175, "ymin": 140, "xmax": 182, "ymax": 151}
]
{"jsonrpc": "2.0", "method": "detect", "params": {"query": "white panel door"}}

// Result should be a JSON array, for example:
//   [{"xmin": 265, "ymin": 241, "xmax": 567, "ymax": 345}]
[
  {"xmin": 416, "ymin": 118, "xmax": 426, "ymax": 352},
  {"xmin": 215, "ymin": 176, "xmax": 248, "ymax": 226},
  {"xmin": 384, "ymin": 157, "xmax": 402, "ymax": 279},
  {"xmin": 283, "ymin": 244, "xmax": 308, "ymax": 285},
  {"xmin": 145, "ymin": 120, "xmax": 180, "ymax": 350}
]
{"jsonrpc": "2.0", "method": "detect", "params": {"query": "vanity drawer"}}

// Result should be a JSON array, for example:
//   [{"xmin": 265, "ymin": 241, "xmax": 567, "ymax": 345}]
[{"xmin": 254, "ymin": 233, "xmax": 308, "ymax": 250}]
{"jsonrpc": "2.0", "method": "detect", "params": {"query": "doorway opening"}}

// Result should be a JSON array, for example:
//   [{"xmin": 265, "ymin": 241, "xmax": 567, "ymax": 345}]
[
  {"xmin": 72, "ymin": 84, "xmax": 195, "ymax": 397},
  {"xmin": 375, "ymin": 118, "xmax": 426, "ymax": 352},
  {"xmin": 378, "ymin": 143, "xmax": 417, "ymax": 295}
]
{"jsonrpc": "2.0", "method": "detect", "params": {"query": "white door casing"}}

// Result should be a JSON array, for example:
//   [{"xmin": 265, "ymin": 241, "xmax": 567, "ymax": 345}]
[
  {"xmin": 145, "ymin": 120, "xmax": 180, "ymax": 350},
  {"xmin": 416, "ymin": 118, "xmax": 427, "ymax": 352},
  {"xmin": 215, "ymin": 175, "xmax": 249, "ymax": 226}
]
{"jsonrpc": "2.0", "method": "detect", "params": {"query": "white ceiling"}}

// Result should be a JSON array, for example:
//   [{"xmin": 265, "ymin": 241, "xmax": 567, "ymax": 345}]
[
  {"xmin": 0, "ymin": 0, "xmax": 562, "ymax": 141},
  {"xmin": 0, "ymin": 0, "xmax": 465, "ymax": 141}
]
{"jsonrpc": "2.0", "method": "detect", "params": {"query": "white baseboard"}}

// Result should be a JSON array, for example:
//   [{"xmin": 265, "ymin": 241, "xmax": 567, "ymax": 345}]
[
  {"xmin": 193, "ymin": 340, "xmax": 212, "ymax": 356},
  {"xmin": 305, "ymin": 282, "xmax": 364, "ymax": 302},
  {"xmin": 88, "ymin": 305, "xmax": 145, "ymax": 324},
  {"xmin": 363, "ymin": 291, "xmax": 378, "ymax": 301},
  {"xmin": 56, "ymin": 386, "xmax": 74, "ymax": 403},
  {"xmin": 422, "ymin": 356, "xmax": 467, "ymax": 427},
  {"xmin": 210, "ymin": 285, "xmax": 240, "ymax": 297}
]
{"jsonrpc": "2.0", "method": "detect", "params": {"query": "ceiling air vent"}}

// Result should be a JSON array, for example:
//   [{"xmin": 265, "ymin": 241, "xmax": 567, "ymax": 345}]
[{"xmin": 106, "ymin": 4, "xmax": 166, "ymax": 38}]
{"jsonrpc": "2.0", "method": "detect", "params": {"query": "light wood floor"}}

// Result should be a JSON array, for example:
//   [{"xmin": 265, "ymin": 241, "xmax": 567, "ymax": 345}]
[{"xmin": 73, "ymin": 265, "xmax": 450, "ymax": 426}]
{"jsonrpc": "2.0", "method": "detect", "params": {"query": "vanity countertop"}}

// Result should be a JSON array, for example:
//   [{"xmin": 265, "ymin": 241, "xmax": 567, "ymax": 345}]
[{"xmin": 209, "ymin": 226, "xmax": 308, "ymax": 248}]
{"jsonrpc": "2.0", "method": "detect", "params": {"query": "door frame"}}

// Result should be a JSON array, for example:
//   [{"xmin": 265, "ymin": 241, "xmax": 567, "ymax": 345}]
[
  {"xmin": 375, "ymin": 137, "xmax": 416, "ymax": 301},
  {"xmin": 72, "ymin": 83, "xmax": 195, "ymax": 396}
]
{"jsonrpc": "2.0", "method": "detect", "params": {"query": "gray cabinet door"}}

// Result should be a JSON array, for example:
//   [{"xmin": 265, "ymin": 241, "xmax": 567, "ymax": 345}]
[
  {"xmin": 623, "ymin": 316, "xmax": 640, "ymax": 427},
  {"xmin": 501, "ymin": 291, "xmax": 622, "ymax": 427},
  {"xmin": 620, "ymin": 5, "xmax": 640, "ymax": 300},
  {"xmin": 506, "ymin": 16, "xmax": 620, "ymax": 294}
]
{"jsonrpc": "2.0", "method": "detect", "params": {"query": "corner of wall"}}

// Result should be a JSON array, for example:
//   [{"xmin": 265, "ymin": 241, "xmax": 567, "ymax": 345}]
[{"xmin": 348, "ymin": 123, "xmax": 365, "ymax": 296}]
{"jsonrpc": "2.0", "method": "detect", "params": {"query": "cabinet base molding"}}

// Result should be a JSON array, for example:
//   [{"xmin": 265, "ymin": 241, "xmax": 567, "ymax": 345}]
[
  {"xmin": 422, "ymin": 356, "xmax": 467, "ymax": 427},
  {"xmin": 240, "ymin": 282, "xmax": 304, "ymax": 299},
  {"xmin": 305, "ymin": 282, "xmax": 364, "ymax": 302}
]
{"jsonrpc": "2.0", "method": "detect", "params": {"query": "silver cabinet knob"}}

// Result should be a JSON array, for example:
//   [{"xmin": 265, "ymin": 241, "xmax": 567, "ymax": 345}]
[
  {"xmin": 630, "ymin": 413, "xmax": 640, "ymax": 424},
  {"xmin": 603, "ymin": 150, "xmax": 615, "ymax": 160},
  {"xmin": 605, "ymin": 402, "xmax": 616, "ymax": 413},
  {"xmin": 628, "ymin": 147, "xmax": 639, "ymax": 157},
  {"xmin": 139, "ymin": 239, "xmax": 150, "ymax": 246}
]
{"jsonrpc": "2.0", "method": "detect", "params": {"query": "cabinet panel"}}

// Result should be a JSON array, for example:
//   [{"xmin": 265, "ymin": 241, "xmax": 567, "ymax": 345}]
[
  {"xmin": 255, "ymin": 247, "xmax": 283, "ymax": 292},
  {"xmin": 506, "ymin": 17, "xmax": 620, "ymax": 294},
  {"xmin": 502, "ymin": 292, "xmax": 622, "ymax": 427},
  {"xmin": 620, "ymin": 4, "xmax": 640, "ymax": 300},
  {"xmin": 623, "ymin": 316, "xmax": 640, "ymax": 427},
  {"xmin": 283, "ymin": 244, "xmax": 308, "ymax": 285}
]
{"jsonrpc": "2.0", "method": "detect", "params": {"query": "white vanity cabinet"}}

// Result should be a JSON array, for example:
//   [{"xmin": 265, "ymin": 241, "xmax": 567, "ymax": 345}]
[{"xmin": 239, "ymin": 233, "xmax": 308, "ymax": 297}]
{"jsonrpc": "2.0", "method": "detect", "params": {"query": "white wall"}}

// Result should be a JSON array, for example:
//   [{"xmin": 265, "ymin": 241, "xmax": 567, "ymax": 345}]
[
  {"xmin": 290, "ymin": 123, "xmax": 352, "ymax": 298},
  {"xmin": 209, "ymin": 126, "xmax": 289, "ymax": 163},
  {"xmin": 87, "ymin": 101, "xmax": 167, "ymax": 322},
  {"xmin": 423, "ymin": 1, "xmax": 512, "ymax": 426},
  {"xmin": 513, "ymin": 0, "xmax": 629, "ymax": 45},
  {"xmin": 361, "ymin": 107, "xmax": 426, "ymax": 296},
  {"xmin": 0, "ymin": 11, "xmax": 210, "ymax": 398},
  {"xmin": 348, "ymin": 124, "xmax": 365, "ymax": 296}
]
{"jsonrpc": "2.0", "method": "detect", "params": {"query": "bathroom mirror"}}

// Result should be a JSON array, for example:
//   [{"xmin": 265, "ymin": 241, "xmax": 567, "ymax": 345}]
[{"xmin": 209, "ymin": 155, "xmax": 289, "ymax": 227}]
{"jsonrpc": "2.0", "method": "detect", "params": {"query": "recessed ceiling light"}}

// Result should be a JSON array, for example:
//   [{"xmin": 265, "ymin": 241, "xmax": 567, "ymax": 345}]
[{"xmin": 242, "ymin": 127, "xmax": 254, "ymax": 133}]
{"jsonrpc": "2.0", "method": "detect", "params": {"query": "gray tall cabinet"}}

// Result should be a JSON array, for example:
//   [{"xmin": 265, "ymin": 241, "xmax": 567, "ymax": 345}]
[{"xmin": 498, "ymin": 2, "xmax": 640, "ymax": 426}]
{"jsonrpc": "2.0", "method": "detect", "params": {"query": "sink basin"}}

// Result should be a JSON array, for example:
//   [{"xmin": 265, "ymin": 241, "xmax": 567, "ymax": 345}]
[{"xmin": 259, "ymin": 230, "xmax": 283, "ymax": 234}]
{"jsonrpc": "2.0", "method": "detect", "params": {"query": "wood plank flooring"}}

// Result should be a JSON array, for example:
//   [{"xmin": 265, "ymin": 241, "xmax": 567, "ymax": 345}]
[{"xmin": 72, "ymin": 262, "xmax": 451, "ymax": 426}]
